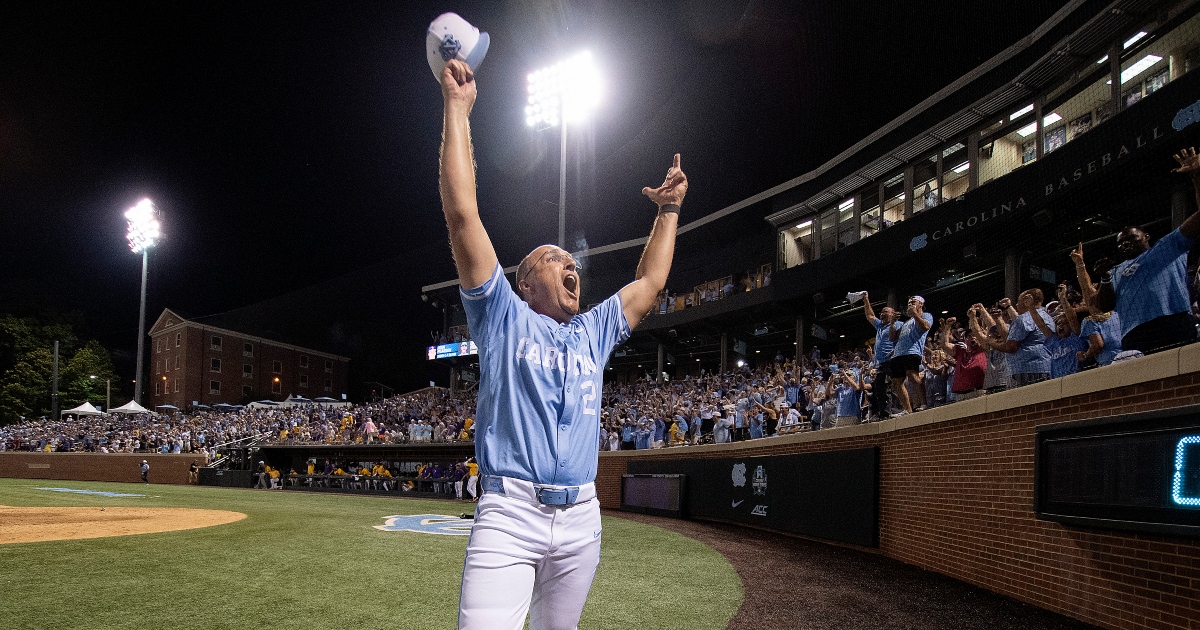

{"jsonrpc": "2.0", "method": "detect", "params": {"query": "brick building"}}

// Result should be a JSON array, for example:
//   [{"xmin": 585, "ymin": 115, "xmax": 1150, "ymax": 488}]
[{"xmin": 147, "ymin": 308, "xmax": 349, "ymax": 409}]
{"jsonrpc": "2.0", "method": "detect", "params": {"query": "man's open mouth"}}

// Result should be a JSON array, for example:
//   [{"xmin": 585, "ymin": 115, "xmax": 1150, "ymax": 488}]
[{"xmin": 564, "ymin": 274, "xmax": 578, "ymax": 296}]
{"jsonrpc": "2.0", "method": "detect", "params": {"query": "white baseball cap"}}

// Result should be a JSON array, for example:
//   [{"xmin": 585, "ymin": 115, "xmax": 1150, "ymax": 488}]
[{"xmin": 426, "ymin": 12, "xmax": 490, "ymax": 81}]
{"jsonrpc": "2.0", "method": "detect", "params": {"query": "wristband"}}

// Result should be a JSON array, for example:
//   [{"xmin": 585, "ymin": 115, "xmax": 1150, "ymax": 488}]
[{"xmin": 658, "ymin": 204, "xmax": 680, "ymax": 216}]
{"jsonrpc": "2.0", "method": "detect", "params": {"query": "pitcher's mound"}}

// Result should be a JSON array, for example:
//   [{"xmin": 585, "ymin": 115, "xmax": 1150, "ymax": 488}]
[{"xmin": 0, "ymin": 506, "xmax": 246, "ymax": 544}]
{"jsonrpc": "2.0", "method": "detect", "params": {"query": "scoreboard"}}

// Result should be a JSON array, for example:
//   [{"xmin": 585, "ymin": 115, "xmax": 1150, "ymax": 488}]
[{"xmin": 1035, "ymin": 405, "xmax": 1200, "ymax": 537}]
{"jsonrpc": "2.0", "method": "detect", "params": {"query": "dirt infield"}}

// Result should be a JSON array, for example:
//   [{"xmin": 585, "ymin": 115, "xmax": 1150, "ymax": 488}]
[{"xmin": 0, "ymin": 506, "xmax": 246, "ymax": 544}]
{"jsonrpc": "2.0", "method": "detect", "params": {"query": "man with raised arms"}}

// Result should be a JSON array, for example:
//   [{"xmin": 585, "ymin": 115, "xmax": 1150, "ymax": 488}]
[{"xmin": 438, "ymin": 59, "xmax": 687, "ymax": 629}]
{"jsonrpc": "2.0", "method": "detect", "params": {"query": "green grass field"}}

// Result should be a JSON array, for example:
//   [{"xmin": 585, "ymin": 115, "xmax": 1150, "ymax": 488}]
[{"xmin": 0, "ymin": 479, "xmax": 741, "ymax": 629}]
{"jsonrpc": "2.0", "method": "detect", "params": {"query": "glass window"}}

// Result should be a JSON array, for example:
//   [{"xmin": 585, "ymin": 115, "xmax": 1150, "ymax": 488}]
[
  {"xmin": 272, "ymin": 360, "xmax": 282, "ymax": 373},
  {"xmin": 299, "ymin": 355, "xmax": 309, "ymax": 368},
  {"xmin": 818, "ymin": 208, "xmax": 837, "ymax": 258},
  {"xmin": 780, "ymin": 219, "xmax": 814, "ymax": 268},
  {"xmin": 978, "ymin": 109, "xmax": 1037, "ymax": 186},
  {"xmin": 175, "ymin": 332, "xmax": 181, "ymax": 347},
  {"xmin": 325, "ymin": 360, "xmax": 333, "ymax": 373},
  {"xmin": 271, "ymin": 379, "xmax": 282, "ymax": 394},
  {"xmin": 912, "ymin": 155, "xmax": 939, "ymax": 214},
  {"xmin": 243, "ymin": 342, "xmax": 253, "ymax": 357},
  {"xmin": 859, "ymin": 187, "xmax": 881, "ymax": 240},
  {"xmin": 210, "ymin": 380, "xmax": 220, "ymax": 395},
  {"xmin": 300, "ymin": 374, "xmax": 309, "ymax": 388},
  {"xmin": 941, "ymin": 142, "xmax": 970, "ymax": 200},
  {"xmin": 175, "ymin": 356, "xmax": 179, "ymax": 370},
  {"xmin": 174, "ymin": 378, "xmax": 179, "ymax": 393},
  {"xmin": 211, "ymin": 336, "xmax": 222, "ymax": 351},
  {"xmin": 210, "ymin": 358, "xmax": 221, "ymax": 373},
  {"xmin": 837, "ymin": 200, "xmax": 856, "ymax": 248},
  {"xmin": 243, "ymin": 385, "xmax": 253, "ymax": 397},
  {"xmin": 243, "ymin": 364, "xmax": 253, "ymax": 378},
  {"xmin": 324, "ymin": 379, "xmax": 333, "ymax": 392},
  {"xmin": 882, "ymin": 173, "xmax": 905, "ymax": 227}
]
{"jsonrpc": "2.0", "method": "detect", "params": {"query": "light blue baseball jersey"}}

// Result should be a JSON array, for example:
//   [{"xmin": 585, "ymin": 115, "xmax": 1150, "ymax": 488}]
[
  {"xmin": 1110, "ymin": 228, "xmax": 1193, "ymax": 337},
  {"xmin": 461, "ymin": 263, "xmax": 630, "ymax": 487}
]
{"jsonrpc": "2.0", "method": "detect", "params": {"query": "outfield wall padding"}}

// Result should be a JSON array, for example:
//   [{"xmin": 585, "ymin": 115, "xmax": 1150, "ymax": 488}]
[
  {"xmin": 596, "ymin": 345, "xmax": 1200, "ymax": 630},
  {"xmin": 0, "ymin": 452, "xmax": 201, "ymax": 485}
]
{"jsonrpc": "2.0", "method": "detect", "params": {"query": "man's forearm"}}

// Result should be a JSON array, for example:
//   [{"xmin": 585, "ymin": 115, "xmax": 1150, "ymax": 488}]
[
  {"xmin": 634, "ymin": 210, "xmax": 679, "ymax": 290},
  {"xmin": 439, "ymin": 107, "xmax": 477, "ymax": 228}
]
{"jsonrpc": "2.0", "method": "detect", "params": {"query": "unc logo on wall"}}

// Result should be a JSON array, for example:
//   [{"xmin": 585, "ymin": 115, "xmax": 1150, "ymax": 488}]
[
  {"xmin": 732, "ymin": 463, "xmax": 747, "ymax": 487},
  {"xmin": 374, "ymin": 514, "xmax": 473, "ymax": 536},
  {"xmin": 909, "ymin": 233, "xmax": 929, "ymax": 251},
  {"xmin": 1173, "ymin": 99, "xmax": 1200, "ymax": 131}
]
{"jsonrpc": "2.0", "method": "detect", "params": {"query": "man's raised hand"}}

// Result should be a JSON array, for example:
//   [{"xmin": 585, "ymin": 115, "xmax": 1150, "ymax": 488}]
[
  {"xmin": 642, "ymin": 153, "xmax": 688, "ymax": 208},
  {"xmin": 441, "ymin": 59, "xmax": 477, "ymax": 114},
  {"xmin": 1172, "ymin": 147, "xmax": 1200, "ymax": 176}
]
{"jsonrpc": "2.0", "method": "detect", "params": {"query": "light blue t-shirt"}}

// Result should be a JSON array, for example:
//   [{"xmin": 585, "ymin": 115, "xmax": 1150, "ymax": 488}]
[
  {"xmin": 892, "ymin": 313, "xmax": 933, "ymax": 358},
  {"xmin": 1044, "ymin": 333, "xmax": 1086, "ymax": 379},
  {"xmin": 872, "ymin": 318, "xmax": 899, "ymax": 364},
  {"xmin": 461, "ymin": 263, "xmax": 630, "ymax": 487},
  {"xmin": 1110, "ymin": 228, "xmax": 1193, "ymax": 337},
  {"xmin": 1081, "ymin": 312, "xmax": 1123, "ymax": 366},
  {"xmin": 1007, "ymin": 308, "xmax": 1055, "ymax": 376},
  {"xmin": 835, "ymin": 379, "xmax": 861, "ymax": 418}
]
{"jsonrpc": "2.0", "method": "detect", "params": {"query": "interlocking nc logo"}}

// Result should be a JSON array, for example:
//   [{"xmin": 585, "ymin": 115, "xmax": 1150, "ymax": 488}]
[
  {"xmin": 1173, "ymin": 99, "xmax": 1200, "ymax": 131},
  {"xmin": 732, "ymin": 463, "xmax": 747, "ymax": 487},
  {"xmin": 374, "ymin": 514, "xmax": 472, "ymax": 536},
  {"xmin": 439, "ymin": 34, "xmax": 462, "ymax": 62},
  {"xmin": 909, "ymin": 233, "xmax": 929, "ymax": 251}
]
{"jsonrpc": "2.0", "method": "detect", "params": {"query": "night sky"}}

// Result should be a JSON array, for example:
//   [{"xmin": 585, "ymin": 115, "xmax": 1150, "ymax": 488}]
[{"xmin": 0, "ymin": 1, "xmax": 1065, "ymax": 394}]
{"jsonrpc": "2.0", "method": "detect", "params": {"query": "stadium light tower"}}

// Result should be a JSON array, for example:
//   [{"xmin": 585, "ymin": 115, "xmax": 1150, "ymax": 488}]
[
  {"xmin": 125, "ymin": 198, "xmax": 161, "ymax": 404},
  {"xmin": 525, "ymin": 51, "xmax": 602, "ymax": 248}
]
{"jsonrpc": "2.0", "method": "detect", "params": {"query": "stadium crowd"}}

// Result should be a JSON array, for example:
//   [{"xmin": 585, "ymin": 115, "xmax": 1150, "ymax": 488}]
[
  {"xmin": 0, "ymin": 388, "xmax": 477, "ymax": 453},
  {"xmin": 4, "ymin": 149, "xmax": 1200, "ymax": 458}
]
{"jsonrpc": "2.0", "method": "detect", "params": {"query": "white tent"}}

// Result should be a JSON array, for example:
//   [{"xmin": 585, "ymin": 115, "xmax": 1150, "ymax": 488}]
[
  {"xmin": 62, "ymin": 401, "xmax": 104, "ymax": 416},
  {"xmin": 110, "ymin": 400, "xmax": 153, "ymax": 415}
]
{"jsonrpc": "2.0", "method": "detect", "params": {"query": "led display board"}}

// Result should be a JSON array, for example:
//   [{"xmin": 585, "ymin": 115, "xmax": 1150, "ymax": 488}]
[
  {"xmin": 1035, "ymin": 406, "xmax": 1200, "ymax": 537},
  {"xmin": 426, "ymin": 341, "xmax": 478, "ymax": 360}
]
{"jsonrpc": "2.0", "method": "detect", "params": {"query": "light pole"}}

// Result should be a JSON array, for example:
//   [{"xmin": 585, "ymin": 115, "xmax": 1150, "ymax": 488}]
[
  {"xmin": 90, "ymin": 375, "xmax": 111, "ymax": 411},
  {"xmin": 525, "ymin": 51, "xmax": 602, "ymax": 249},
  {"xmin": 125, "ymin": 198, "xmax": 161, "ymax": 405}
]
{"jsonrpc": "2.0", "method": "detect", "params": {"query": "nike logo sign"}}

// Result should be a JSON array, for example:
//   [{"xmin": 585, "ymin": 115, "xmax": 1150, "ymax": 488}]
[
  {"xmin": 732, "ymin": 500, "xmax": 744, "ymax": 507},
  {"xmin": 593, "ymin": 531, "xmax": 602, "ymax": 538}
]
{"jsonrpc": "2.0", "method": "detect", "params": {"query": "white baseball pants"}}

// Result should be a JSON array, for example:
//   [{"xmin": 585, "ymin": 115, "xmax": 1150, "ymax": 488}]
[{"xmin": 458, "ymin": 480, "xmax": 601, "ymax": 630}]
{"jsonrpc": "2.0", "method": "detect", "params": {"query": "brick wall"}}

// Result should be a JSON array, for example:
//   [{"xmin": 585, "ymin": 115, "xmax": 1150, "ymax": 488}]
[
  {"xmin": 0, "ymin": 452, "xmax": 201, "ymax": 485},
  {"xmin": 597, "ymin": 348, "xmax": 1200, "ymax": 630}
]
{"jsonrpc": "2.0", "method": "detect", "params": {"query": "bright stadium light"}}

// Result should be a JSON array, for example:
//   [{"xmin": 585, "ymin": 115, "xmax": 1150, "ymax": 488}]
[
  {"xmin": 525, "ymin": 51, "xmax": 602, "ymax": 128},
  {"xmin": 125, "ymin": 198, "xmax": 161, "ymax": 253},
  {"xmin": 125, "ymin": 198, "xmax": 162, "ymax": 405},
  {"xmin": 524, "ymin": 51, "xmax": 603, "ymax": 248}
]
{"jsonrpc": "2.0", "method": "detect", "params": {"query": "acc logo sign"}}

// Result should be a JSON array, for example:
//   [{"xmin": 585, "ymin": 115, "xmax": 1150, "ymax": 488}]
[
  {"xmin": 909, "ymin": 233, "xmax": 929, "ymax": 251},
  {"xmin": 374, "ymin": 514, "xmax": 473, "ymax": 536},
  {"xmin": 732, "ymin": 463, "xmax": 747, "ymax": 487}
]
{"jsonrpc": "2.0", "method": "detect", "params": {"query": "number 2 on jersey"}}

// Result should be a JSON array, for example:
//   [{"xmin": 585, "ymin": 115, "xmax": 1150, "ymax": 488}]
[{"xmin": 580, "ymin": 379, "xmax": 596, "ymax": 415}]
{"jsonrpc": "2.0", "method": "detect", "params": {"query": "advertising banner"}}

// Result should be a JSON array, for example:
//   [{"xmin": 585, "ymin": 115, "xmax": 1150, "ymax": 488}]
[{"xmin": 628, "ymin": 447, "xmax": 878, "ymax": 547}]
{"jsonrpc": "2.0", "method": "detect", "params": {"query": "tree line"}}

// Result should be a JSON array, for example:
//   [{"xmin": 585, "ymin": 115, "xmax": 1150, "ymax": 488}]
[{"xmin": 0, "ymin": 314, "xmax": 120, "ymax": 425}]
